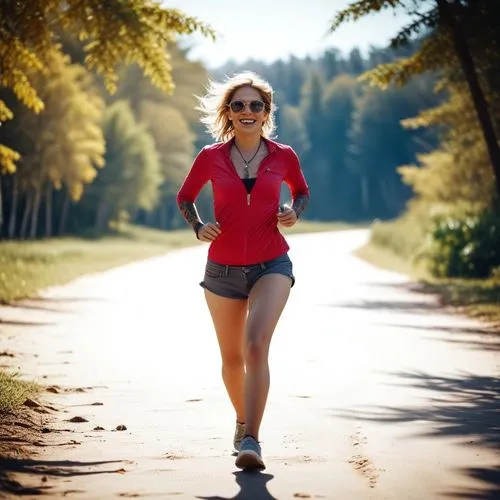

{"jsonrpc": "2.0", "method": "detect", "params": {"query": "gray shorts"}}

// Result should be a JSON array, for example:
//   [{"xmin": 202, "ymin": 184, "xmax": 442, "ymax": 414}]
[{"xmin": 200, "ymin": 253, "xmax": 295, "ymax": 300}]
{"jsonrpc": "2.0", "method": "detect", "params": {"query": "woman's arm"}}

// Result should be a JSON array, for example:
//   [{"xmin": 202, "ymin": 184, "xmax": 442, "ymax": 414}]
[
  {"xmin": 176, "ymin": 148, "xmax": 210, "ymax": 237},
  {"xmin": 284, "ymin": 146, "xmax": 310, "ymax": 219}
]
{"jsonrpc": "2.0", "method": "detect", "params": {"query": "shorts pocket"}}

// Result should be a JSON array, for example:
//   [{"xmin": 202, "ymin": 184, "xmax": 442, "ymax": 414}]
[{"xmin": 205, "ymin": 262, "xmax": 222, "ymax": 279}]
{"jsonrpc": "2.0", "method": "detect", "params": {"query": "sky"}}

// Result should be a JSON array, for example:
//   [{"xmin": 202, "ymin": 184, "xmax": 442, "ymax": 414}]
[{"xmin": 166, "ymin": 0, "xmax": 413, "ymax": 68}]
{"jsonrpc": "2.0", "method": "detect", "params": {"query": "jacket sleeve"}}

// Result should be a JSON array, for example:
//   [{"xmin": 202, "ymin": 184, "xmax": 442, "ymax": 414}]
[
  {"xmin": 176, "ymin": 148, "xmax": 211, "ymax": 236},
  {"xmin": 284, "ymin": 146, "xmax": 310, "ymax": 218},
  {"xmin": 176, "ymin": 147, "xmax": 211, "ymax": 205}
]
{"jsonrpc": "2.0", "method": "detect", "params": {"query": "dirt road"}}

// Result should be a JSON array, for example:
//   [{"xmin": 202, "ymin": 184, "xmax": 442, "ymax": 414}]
[{"xmin": 1, "ymin": 229, "xmax": 499, "ymax": 499}]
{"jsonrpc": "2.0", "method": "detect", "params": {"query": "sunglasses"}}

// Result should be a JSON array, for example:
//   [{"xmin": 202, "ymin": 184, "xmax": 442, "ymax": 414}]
[{"xmin": 228, "ymin": 100, "xmax": 266, "ymax": 113}]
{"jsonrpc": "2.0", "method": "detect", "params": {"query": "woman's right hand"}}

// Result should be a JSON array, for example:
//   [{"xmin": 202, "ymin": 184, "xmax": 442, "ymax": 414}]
[{"xmin": 197, "ymin": 222, "xmax": 221, "ymax": 242}]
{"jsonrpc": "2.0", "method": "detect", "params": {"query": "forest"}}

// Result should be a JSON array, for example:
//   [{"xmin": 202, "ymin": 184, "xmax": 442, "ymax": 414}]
[{"xmin": 0, "ymin": 0, "xmax": 499, "ymax": 279}]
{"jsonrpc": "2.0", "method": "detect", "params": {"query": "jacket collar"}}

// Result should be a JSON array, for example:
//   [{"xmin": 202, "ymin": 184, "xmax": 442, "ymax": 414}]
[{"xmin": 221, "ymin": 136, "xmax": 278, "ymax": 156}]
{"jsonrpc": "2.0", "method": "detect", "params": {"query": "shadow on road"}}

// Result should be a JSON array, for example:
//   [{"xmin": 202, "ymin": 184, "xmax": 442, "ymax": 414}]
[
  {"xmin": 197, "ymin": 471, "xmax": 276, "ymax": 500},
  {"xmin": 0, "ymin": 318, "xmax": 55, "ymax": 327},
  {"xmin": 324, "ymin": 299, "xmax": 442, "ymax": 313},
  {"xmin": 382, "ymin": 323, "xmax": 500, "ymax": 352},
  {"xmin": 441, "ymin": 466, "xmax": 500, "ymax": 499},
  {"xmin": 331, "ymin": 370, "xmax": 500, "ymax": 499},
  {"xmin": 0, "ymin": 457, "xmax": 125, "ymax": 496}
]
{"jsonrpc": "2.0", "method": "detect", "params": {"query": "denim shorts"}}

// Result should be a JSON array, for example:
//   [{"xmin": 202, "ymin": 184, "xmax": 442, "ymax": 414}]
[{"xmin": 200, "ymin": 253, "xmax": 295, "ymax": 300}]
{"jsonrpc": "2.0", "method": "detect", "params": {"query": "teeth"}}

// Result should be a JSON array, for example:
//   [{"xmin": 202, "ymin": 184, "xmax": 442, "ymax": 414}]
[{"xmin": 240, "ymin": 120, "xmax": 255, "ymax": 124}]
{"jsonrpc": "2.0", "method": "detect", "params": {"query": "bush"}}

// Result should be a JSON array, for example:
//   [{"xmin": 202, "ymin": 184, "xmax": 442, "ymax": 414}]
[
  {"xmin": 370, "ymin": 208, "xmax": 429, "ymax": 261},
  {"xmin": 423, "ymin": 209, "xmax": 500, "ymax": 278}
]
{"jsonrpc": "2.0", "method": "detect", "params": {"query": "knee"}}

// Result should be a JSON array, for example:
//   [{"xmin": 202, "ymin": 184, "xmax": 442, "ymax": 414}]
[
  {"xmin": 244, "ymin": 336, "xmax": 269, "ymax": 366},
  {"xmin": 222, "ymin": 353, "xmax": 244, "ymax": 371}
]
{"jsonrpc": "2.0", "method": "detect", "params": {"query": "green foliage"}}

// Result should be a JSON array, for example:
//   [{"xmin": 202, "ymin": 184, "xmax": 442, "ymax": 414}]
[{"xmin": 422, "ymin": 210, "xmax": 500, "ymax": 278}]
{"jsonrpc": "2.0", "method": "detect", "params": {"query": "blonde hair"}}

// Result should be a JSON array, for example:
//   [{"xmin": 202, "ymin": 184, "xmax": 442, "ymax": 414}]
[{"xmin": 196, "ymin": 71, "xmax": 276, "ymax": 143}]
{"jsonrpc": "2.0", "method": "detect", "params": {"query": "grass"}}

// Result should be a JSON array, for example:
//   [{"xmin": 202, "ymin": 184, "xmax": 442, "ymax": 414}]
[
  {"xmin": 0, "ymin": 225, "xmax": 201, "ymax": 303},
  {"xmin": 0, "ymin": 371, "xmax": 39, "ymax": 414},
  {"xmin": 356, "ymin": 232, "xmax": 500, "ymax": 327}
]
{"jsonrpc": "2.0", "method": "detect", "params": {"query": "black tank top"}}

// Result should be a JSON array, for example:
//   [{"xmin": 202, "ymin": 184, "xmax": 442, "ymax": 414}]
[{"xmin": 242, "ymin": 177, "xmax": 257, "ymax": 194}]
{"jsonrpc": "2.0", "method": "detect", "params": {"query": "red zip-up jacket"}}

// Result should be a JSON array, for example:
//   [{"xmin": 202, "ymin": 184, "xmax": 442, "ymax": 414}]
[{"xmin": 176, "ymin": 137, "xmax": 310, "ymax": 266}]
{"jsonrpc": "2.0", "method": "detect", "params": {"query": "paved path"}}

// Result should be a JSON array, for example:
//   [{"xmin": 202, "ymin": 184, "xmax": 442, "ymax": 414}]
[{"xmin": 1, "ymin": 230, "xmax": 499, "ymax": 499}]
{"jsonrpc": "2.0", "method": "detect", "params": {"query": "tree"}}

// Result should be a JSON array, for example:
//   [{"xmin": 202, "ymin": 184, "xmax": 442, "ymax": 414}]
[
  {"xmin": 112, "ymin": 43, "xmax": 206, "ymax": 229},
  {"xmin": 81, "ymin": 100, "xmax": 161, "ymax": 232},
  {"xmin": 347, "ymin": 77, "xmax": 439, "ymax": 218},
  {"xmin": 330, "ymin": 0, "xmax": 500, "ymax": 198},
  {"xmin": 0, "ymin": 0, "xmax": 214, "ymax": 172},
  {"xmin": 399, "ymin": 82, "xmax": 495, "ymax": 209},
  {"xmin": 322, "ymin": 75, "xmax": 359, "ymax": 219},
  {"xmin": 0, "ymin": 49, "xmax": 105, "ymax": 238}
]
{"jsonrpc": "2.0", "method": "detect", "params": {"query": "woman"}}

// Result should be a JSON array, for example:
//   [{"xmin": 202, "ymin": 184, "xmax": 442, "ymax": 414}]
[{"xmin": 176, "ymin": 71, "xmax": 310, "ymax": 471}]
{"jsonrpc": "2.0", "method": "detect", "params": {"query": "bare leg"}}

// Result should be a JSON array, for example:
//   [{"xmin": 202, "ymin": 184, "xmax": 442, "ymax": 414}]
[
  {"xmin": 204, "ymin": 290, "xmax": 248, "ymax": 423},
  {"xmin": 244, "ymin": 274, "xmax": 291, "ymax": 440}
]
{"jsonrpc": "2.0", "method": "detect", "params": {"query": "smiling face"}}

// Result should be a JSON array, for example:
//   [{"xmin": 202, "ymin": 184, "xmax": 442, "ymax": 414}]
[{"xmin": 227, "ymin": 86, "xmax": 269, "ymax": 137}]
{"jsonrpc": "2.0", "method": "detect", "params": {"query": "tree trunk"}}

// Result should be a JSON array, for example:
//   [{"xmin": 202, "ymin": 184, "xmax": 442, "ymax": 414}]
[
  {"xmin": 45, "ymin": 183, "xmax": 53, "ymax": 238},
  {"xmin": 379, "ymin": 179, "xmax": 392, "ymax": 215},
  {"xmin": 159, "ymin": 205, "xmax": 168, "ymax": 229},
  {"xmin": 29, "ymin": 185, "xmax": 42, "ymax": 239},
  {"xmin": 145, "ymin": 208, "xmax": 155, "ymax": 227},
  {"xmin": 438, "ymin": 0, "xmax": 500, "ymax": 197},
  {"xmin": 58, "ymin": 192, "xmax": 69, "ymax": 236},
  {"xmin": 19, "ymin": 191, "xmax": 33, "ymax": 240},
  {"xmin": 8, "ymin": 175, "xmax": 18, "ymax": 239},
  {"xmin": 95, "ymin": 198, "xmax": 108, "ymax": 232},
  {"xmin": 360, "ymin": 175, "xmax": 369, "ymax": 215}
]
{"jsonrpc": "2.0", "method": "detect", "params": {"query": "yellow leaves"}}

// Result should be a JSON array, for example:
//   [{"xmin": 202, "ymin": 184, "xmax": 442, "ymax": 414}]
[
  {"xmin": 0, "ymin": 145, "xmax": 21, "ymax": 174},
  {"xmin": 0, "ymin": 0, "xmax": 214, "ymax": 170},
  {"xmin": 67, "ymin": 1, "xmax": 214, "ymax": 98},
  {"xmin": 0, "ymin": 36, "xmax": 45, "ymax": 113},
  {"xmin": 0, "ymin": 100, "xmax": 14, "ymax": 121}
]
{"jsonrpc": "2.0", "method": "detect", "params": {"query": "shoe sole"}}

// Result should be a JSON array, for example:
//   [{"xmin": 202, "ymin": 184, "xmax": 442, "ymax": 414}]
[{"xmin": 235, "ymin": 450, "xmax": 266, "ymax": 470}]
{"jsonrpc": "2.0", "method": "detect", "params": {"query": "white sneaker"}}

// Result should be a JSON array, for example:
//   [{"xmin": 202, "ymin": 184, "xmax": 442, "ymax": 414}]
[{"xmin": 235, "ymin": 436, "xmax": 265, "ymax": 470}]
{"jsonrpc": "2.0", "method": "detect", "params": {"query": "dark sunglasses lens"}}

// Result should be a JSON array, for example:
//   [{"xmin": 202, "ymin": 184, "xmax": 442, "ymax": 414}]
[
  {"xmin": 230, "ymin": 101, "xmax": 244, "ymax": 112},
  {"xmin": 250, "ymin": 101, "xmax": 265, "ymax": 112}
]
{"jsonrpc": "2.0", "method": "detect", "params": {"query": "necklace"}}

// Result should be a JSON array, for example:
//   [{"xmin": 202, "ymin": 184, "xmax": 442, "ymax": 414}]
[{"xmin": 233, "ymin": 138, "xmax": 262, "ymax": 179}]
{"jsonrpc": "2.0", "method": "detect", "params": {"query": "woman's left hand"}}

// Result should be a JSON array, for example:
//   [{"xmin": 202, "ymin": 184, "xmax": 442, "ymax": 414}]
[{"xmin": 277, "ymin": 206, "xmax": 297, "ymax": 227}]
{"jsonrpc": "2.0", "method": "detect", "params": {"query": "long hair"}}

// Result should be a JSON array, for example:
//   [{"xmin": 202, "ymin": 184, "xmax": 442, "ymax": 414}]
[{"xmin": 196, "ymin": 71, "xmax": 277, "ymax": 143}]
